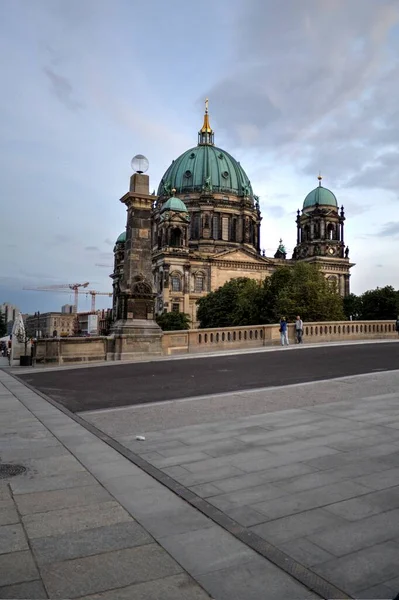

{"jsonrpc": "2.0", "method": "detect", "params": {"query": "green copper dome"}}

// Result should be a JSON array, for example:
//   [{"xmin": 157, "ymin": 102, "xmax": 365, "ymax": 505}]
[
  {"xmin": 158, "ymin": 145, "xmax": 253, "ymax": 198},
  {"xmin": 116, "ymin": 231, "xmax": 126, "ymax": 244},
  {"xmin": 157, "ymin": 103, "xmax": 253, "ymax": 198},
  {"xmin": 160, "ymin": 196, "xmax": 188, "ymax": 214},
  {"xmin": 303, "ymin": 179, "xmax": 338, "ymax": 209}
]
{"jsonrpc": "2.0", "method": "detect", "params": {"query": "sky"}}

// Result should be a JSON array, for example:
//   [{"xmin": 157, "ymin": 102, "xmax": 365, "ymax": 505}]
[{"xmin": 1, "ymin": 0, "xmax": 399, "ymax": 313}]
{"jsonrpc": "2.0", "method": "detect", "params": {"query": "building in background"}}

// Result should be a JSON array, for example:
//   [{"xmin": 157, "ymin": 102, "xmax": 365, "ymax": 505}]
[
  {"xmin": 25, "ymin": 312, "xmax": 75, "ymax": 338},
  {"xmin": 61, "ymin": 304, "xmax": 76, "ymax": 314},
  {"xmin": 0, "ymin": 303, "xmax": 20, "ymax": 335}
]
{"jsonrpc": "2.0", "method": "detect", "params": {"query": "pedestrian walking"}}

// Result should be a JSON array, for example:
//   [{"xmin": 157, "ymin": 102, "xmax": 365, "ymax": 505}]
[
  {"xmin": 279, "ymin": 317, "xmax": 289, "ymax": 346},
  {"xmin": 295, "ymin": 315, "xmax": 304, "ymax": 344},
  {"xmin": 396, "ymin": 316, "xmax": 399, "ymax": 337}
]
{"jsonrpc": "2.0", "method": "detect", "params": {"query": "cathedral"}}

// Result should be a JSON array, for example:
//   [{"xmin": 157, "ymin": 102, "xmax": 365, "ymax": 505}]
[{"xmin": 112, "ymin": 102, "xmax": 353, "ymax": 327}]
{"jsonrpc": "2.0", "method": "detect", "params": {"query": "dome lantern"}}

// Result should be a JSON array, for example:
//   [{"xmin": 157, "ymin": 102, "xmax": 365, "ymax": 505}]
[{"xmin": 198, "ymin": 98, "xmax": 214, "ymax": 146}]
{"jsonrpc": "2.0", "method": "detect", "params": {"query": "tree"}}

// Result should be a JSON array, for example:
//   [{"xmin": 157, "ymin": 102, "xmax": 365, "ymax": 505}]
[
  {"xmin": 270, "ymin": 263, "xmax": 345, "ymax": 322},
  {"xmin": 360, "ymin": 286, "xmax": 399, "ymax": 320},
  {"xmin": 343, "ymin": 293, "xmax": 363, "ymax": 320},
  {"xmin": 0, "ymin": 311, "xmax": 6, "ymax": 337},
  {"xmin": 196, "ymin": 278, "xmax": 263, "ymax": 328},
  {"xmin": 156, "ymin": 312, "xmax": 190, "ymax": 331}
]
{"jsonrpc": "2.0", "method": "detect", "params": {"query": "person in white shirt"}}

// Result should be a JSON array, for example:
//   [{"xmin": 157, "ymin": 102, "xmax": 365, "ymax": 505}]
[{"xmin": 295, "ymin": 316, "xmax": 304, "ymax": 344}]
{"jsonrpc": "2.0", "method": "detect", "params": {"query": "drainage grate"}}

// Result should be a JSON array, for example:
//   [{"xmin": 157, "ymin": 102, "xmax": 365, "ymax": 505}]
[{"xmin": 0, "ymin": 464, "xmax": 26, "ymax": 479}]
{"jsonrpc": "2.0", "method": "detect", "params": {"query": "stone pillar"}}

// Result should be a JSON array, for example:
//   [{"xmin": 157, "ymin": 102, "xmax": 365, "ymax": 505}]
[{"xmin": 111, "ymin": 172, "xmax": 162, "ymax": 359}]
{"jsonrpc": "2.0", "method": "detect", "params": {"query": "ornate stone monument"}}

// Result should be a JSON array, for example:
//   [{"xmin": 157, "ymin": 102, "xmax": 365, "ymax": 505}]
[{"xmin": 111, "ymin": 155, "xmax": 162, "ymax": 359}]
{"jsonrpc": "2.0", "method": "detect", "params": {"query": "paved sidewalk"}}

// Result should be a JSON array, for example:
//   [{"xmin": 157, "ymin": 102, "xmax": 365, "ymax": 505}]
[
  {"xmin": 83, "ymin": 370, "xmax": 399, "ymax": 600},
  {"xmin": 0, "ymin": 370, "xmax": 317, "ymax": 599}
]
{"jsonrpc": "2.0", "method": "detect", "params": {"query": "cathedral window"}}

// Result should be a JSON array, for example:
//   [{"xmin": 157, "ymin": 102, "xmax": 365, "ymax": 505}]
[
  {"xmin": 171, "ymin": 274, "xmax": 181, "ymax": 292},
  {"xmin": 170, "ymin": 228, "xmax": 182, "ymax": 247},
  {"xmin": 192, "ymin": 213, "xmax": 200, "ymax": 239},
  {"xmin": 172, "ymin": 303, "xmax": 180, "ymax": 313},
  {"xmin": 195, "ymin": 273, "xmax": 205, "ymax": 293},
  {"xmin": 213, "ymin": 215, "xmax": 219, "ymax": 239},
  {"xmin": 222, "ymin": 216, "xmax": 229, "ymax": 241},
  {"xmin": 327, "ymin": 224, "xmax": 335, "ymax": 240},
  {"xmin": 232, "ymin": 218, "xmax": 237, "ymax": 241}
]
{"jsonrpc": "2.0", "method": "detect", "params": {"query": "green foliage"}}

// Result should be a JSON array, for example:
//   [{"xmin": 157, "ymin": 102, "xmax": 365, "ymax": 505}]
[
  {"xmin": 196, "ymin": 278, "xmax": 263, "ymax": 329},
  {"xmin": 343, "ymin": 293, "xmax": 363, "ymax": 320},
  {"xmin": 268, "ymin": 263, "xmax": 345, "ymax": 323},
  {"xmin": 156, "ymin": 311, "xmax": 190, "ymax": 331},
  {"xmin": 343, "ymin": 287, "xmax": 399, "ymax": 320},
  {"xmin": 0, "ymin": 311, "xmax": 6, "ymax": 337},
  {"xmin": 196, "ymin": 264, "xmax": 345, "ymax": 328},
  {"xmin": 360, "ymin": 286, "xmax": 399, "ymax": 320}
]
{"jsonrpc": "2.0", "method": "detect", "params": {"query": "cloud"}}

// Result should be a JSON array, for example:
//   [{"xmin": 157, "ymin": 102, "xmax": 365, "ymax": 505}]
[
  {"xmin": 377, "ymin": 221, "xmax": 399, "ymax": 238},
  {"xmin": 104, "ymin": 238, "xmax": 114, "ymax": 246},
  {"xmin": 263, "ymin": 205, "xmax": 287, "ymax": 219},
  {"xmin": 206, "ymin": 0, "xmax": 399, "ymax": 191},
  {"xmin": 43, "ymin": 67, "xmax": 84, "ymax": 111},
  {"xmin": 85, "ymin": 246, "xmax": 99, "ymax": 251}
]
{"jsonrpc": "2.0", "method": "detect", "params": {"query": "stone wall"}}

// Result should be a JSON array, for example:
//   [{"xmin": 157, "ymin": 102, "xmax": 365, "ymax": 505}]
[
  {"xmin": 162, "ymin": 320, "xmax": 398, "ymax": 355},
  {"xmin": 35, "ymin": 337, "xmax": 109, "ymax": 365},
  {"xmin": 34, "ymin": 320, "xmax": 398, "ymax": 365}
]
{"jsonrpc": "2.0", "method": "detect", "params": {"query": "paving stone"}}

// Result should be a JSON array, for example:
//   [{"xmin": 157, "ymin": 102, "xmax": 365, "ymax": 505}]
[
  {"xmin": 85, "ymin": 459, "xmax": 144, "ymax": 480},
  {"xmin": 167, "ymin": 465, "xmax": 246, "ymax": 486},
  {"xmin": 31, "ymin": 520, "xmax": 152, "ymax": 565},
  {"xmin": 22, "ymin": 454, "xmax": 85, "ymax": 477},
  {"xmin": 211, "ymin": 463, "xmax": 317, "ymax": 494},
  {"xmin": 251, "ymin": 507, "xmax": 347, "ymax": 544},
  {"xmin": 0, "ymin": 550, "xmax": 39, "ymax": 586},
  {"xmin": 354, "ymin": 467, "xmax": 399, "ymax": 491},
  {"xmin": 253, "ymin": 481, "xmax": 369, "ymax": 520},
  {"xmin": 278, "ymin": 537, "xmax": 335, "ymax": 567},
  {"xmin": 158, "ymin": 525, "xmax": 255, "ymax": 575},
  {"xmin": 208, "ymin": 482, "xmax": 287, "ymax": 512},
  {"xmin": 310, "ymin": 508, "xmax": 399, "ymax": 556},
  {"xmin": 325, "ymin": 486, "xmax": 399, "ymax": 521},
  {"xmin": 0, "ymin": 444, "xmax": 68, "ymax": 462},
  {"xmin": 15, "ymin": 484, "xmax": 113, "ymax": 515},
  {"xmin": 356, "ymin": 583, "xmax": 398, "ymax": 599},
  {"xmin": 196, "ymin": 555, "xmax": 318, "ymax": 600},
  {"xmin": 0, "ymin": 485, "xmax": 12, "ymax": 502},
  {"xmin": 224, "ymin": 505, "xmax": 268, "ymax": 526},
  {"xmin": 0, "ymin": 580, "xmax": 48, "ymax": 599},
  {"xmin": 0, "ymin": 505, "xmax": 19, "ymax": 526},
  {"xmin": 78, "ymin": 574, "xmax": 211, "ymax": 600},
  {"xmin": 10, "ymin": 470, "xmax": 96, "ymax": 495},
  {"xmin": 0, "ymin": 524, "xmax": 29, "ymax": 554},
  {"xmin": 40, "ymin": 544, "xmax": 182, "ymax": 599},
  {"xmin": 23, "ymin": 500, "xmax": 131, "ymax": 538},
  {"xmin": 188, "ymin": 483, "xmax": 221, "ymax": 497},
  {"xmin": 313, "ymin": 541, "xmax": 399, "ymax": 594}
]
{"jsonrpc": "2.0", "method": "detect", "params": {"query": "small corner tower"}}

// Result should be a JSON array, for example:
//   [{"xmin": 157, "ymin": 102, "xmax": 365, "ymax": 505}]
[{"xmin": 293, "ymin": 175, "xmax": 354, "ymax": 295}]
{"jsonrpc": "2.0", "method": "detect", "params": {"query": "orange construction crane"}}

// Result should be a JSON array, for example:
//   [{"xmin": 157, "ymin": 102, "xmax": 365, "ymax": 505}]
[
  {"xmin": 24, "ymin": 282, "xmax": 89, "ymax": 313},
  {"xmin": 86, "ymin": 291, "xmax": 113, "ymax": 312}
]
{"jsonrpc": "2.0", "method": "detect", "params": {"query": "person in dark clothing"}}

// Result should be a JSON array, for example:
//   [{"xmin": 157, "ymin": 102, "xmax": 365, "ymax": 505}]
[{"xmin": 280, "ymin": 317, "xmax": 289, "ymax": 346}]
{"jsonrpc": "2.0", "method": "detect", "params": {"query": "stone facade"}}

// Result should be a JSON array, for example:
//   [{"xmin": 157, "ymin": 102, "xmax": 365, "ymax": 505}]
[
  {"xmin": 111, "ymin": 172, "xmax": 162, "ymax": 359},
  {"xmin": 25, "ymin": 312, "xmax": 75, "ymax": 338},
  {"xmin": 112, "ymin": 106, "xmax": 353, "ymax": 328}
]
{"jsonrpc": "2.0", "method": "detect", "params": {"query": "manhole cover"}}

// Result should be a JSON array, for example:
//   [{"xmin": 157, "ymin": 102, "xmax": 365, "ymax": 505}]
[{"xmin": 0, "ymin": 464, "xmax": 26, "ymax": 479}]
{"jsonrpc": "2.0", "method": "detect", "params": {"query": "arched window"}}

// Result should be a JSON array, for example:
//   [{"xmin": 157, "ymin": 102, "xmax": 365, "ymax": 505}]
[
  {"xmin": 195, "ymin": 273, "xmax": 205, "ymax": 293},
  {"xmin": 327, "ymin": 223, "xmax": 335, "ymax": 240},
  {"xmin": 170, "ymin": 228, "xmax": 182, "ymax": 247},
  {"xmin": 171, "ymin": 274, "xmax": 181, "ymax": 292}
]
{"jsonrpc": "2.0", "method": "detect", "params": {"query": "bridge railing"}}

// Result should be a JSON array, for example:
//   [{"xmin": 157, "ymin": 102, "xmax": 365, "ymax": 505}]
[{"xmin": 162, "ymin": 320, "xmax": 398, "ymax": 355}]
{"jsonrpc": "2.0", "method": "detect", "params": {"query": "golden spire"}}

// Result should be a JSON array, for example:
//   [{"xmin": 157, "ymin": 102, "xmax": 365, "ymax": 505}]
[
  {"xmin": 318, "ymin": 172, "xmax": 322, "ymax": 186},
  {"xmin": 200, "ymin": 97, "xmax": 213, "ymax": 133}
]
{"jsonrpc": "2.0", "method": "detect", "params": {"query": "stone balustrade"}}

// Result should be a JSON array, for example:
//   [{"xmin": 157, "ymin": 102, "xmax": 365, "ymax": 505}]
[{"xmin": 33, "ymin": 320, "xmax": 398, "ymax": 364}]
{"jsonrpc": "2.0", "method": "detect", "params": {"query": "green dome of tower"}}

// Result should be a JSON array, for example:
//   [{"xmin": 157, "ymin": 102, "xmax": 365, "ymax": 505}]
[
  {"xmin": 116, "ymin": 231, "xmax": 126, "ymax": 244},
  {"xmin": 157, "ymin": 102, "xmax": 253, "ymax": 198},
  {"xmin": 303, "ymin": 176, "xmax": 338, "ymax": 209},
  {"xmin": 160, "ymin": 196, "xmax": 188, "ymax": 214}
]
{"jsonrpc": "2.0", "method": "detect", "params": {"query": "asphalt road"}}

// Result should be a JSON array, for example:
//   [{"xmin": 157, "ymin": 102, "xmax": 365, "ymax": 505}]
[{"xmin": 18, "ymin": 342, "xmax": 399, "ymax": 413}]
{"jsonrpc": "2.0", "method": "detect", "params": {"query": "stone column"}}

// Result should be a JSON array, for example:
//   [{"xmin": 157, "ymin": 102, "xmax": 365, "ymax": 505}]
[{"xmin": 111, "ymin": 172, "xmax": 162, "ymax": 359}]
